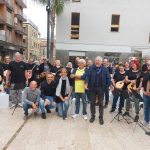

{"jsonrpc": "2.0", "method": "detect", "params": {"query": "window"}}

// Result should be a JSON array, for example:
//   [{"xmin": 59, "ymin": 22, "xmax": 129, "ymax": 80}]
[
  {"xmin": 6, "ymin": 27, "xmax": 12, "ymax": 43},
  {"xmin": 111, "ymin": 15, "xmax": 120, "ymax": 32},
  {"xmin": 6, "ymin": 10, "xmax": 12, "ymax": 25},
  {"xmin": 72, "ymin": 0, "xmax": 80, "ymax": 2},
  {"xmin": 71, "ymin": 13, "xmax": 80, "ymax": 39}
]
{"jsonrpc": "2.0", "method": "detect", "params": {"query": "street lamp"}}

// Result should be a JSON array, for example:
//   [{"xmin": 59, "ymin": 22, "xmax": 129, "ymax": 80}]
[{"xmin": 46, "ymin": 0, "xmax": 50, "ymax": 60}]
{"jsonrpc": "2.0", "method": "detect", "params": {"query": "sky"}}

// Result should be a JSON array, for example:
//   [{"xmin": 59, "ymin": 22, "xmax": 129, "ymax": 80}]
[{"xmin": 24, "ymin": 0, "xmax": 47, "ymax": 38}]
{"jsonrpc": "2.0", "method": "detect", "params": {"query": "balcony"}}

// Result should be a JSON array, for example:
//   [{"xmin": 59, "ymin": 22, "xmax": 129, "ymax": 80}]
[
  {"xmin": 0, "ymin": 0, "xmax": 5, "ymax": 4},
  {"xmin": 0, "ymin": 14, "xmax": 5, "ymax": 24},
  {"xmin": 14, "ymin": 25, "xmax": 27, "ymax": 35},
  {"xmin": 6, "ymin": 0, "xmax": 13, "ymax": 11},
  {"xmin": 0, "ymin": 30, "xmax": 5, "ymax": 41},
  {"xmin": 15, "ymin": 0, "xmax": 27, "ymax": 8},
  {"xmin": 15, "ymin": 10, "xmax": 27, "ymax": 22}
]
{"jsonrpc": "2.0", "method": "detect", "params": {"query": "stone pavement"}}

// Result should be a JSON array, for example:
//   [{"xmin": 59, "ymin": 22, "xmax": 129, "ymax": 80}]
[{"xmin": 0, "ymin": 103, "xmax": 150, "ymax": 150}]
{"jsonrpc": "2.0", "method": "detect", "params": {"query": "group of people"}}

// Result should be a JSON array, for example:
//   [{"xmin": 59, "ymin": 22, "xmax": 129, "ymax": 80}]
[{"xmin": 0, "ymin": 52, "xmax": 150, "ymax": 128}]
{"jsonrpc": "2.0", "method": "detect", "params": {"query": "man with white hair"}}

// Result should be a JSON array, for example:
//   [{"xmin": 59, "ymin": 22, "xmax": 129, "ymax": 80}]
[
  {"xmin": 6, "ymin": 52, "xmax": 27, "ymax": 106},
  {"xmin": 71, "ymin": 59, "xmax": 88, "ymax": 120},
  {"xmin": 85, "ymin": 56, "xmax": 111, "ymax": 125}
]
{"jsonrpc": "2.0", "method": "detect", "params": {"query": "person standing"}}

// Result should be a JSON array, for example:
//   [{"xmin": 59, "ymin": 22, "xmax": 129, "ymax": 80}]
[
  {"xmin": 6, "ymin": 52, "xmax": 27, "ymax": 106},
  {"xmin": 71, "ymin": 59, "xmax": 87, "ymax": 120},
  {"xmin": 85, "ymin": 56, "xmax": 111, "ymax": 125},
  {"xmin": 39, "ymin": 56, "xmax": 52, "ymax": 82},
  {"xmin": 123, "ymin": 61, "xmax": 142, "ymax": 122},
  {"xmin": 142, "ymin": 60, "xmax": 150, "ymax": 126},
  {"xmin": 110, "ymin": 64, "xmax": 128, "ymax": 113},
  {"xmin": 103, "ymin": 58, "xmax": 113, "ymax": 108}
]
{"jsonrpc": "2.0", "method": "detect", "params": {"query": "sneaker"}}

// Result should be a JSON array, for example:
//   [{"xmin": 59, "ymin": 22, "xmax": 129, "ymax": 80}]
[
  {"xmin": 99, "ymin": 118, "xmax": 104, "ymax": 125},
  {"xmin": 118, "ymin": 110, "xmax": 122, "ymax": 114},
  {"xmin": 72, "ymin": 98, "xmax": 76, "ymax": 101},
  {"xmin": 143, "ymin": 121, "xmax": 149, "ymax": 126},
  {"xmin": 145, "ymin": 132, "xmax": 150, "ymax": 136},
  {"xmin": 41, "ymin": 113, "xmax": 46, "ymax": 119},
  {"xmin": 90, "ymin": 117, "xmax": 95, "ymax": 123},
  {"xmin": 110, "ymin": 109, "xmax": 115, "ymax": 113},
  {"xmin": 45, "ymin": 105, "xmax": 51, "ymax": 113},
  {"xmin": 134, "ymin": 115, "xmax": 139, "ymax": 122},
  {"xmin": 123, "ymin": 111, "xmax": 130, "ymax": 116},
  {"xmin": 18, "ymin": 103, "xmax": 23, "ymax": 107},
  {"xmin": 72, "ymin": 114, "xmax": 79, "ymax": 118},
  {"xmin": 83, "ymin": 115, "xmax": 88, "ymax": 120}
]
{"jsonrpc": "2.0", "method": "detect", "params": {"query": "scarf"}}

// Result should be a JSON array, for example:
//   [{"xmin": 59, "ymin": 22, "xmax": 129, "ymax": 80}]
[{"xmin": 56, "ymin": 76, "xmax": 70, "ymax": 97}]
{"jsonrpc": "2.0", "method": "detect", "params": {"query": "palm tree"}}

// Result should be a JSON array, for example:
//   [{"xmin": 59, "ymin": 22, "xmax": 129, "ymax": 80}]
[{"xmin": 32, "ymin": 0, "xmax": 68, "ymax": 62}]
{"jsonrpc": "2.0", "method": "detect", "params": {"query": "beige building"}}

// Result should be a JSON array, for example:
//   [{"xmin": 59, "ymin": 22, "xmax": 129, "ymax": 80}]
[
  {"xmin": 23, "ymin": 19, "xmax": 41, "ymax": 60},
  {"xmin": 40, "ymin": 38, "xmax": 47, "ymax": 57},
  {"xmin": 0, "ymin": 0, "xmax": 27, "ymax": 59}
]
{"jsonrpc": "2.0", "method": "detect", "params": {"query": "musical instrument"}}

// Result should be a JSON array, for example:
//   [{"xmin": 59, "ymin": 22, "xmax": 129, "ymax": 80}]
[
  {"xmin": 127, "ymin": 83, "xmax": 137, "ymax": 93},
  {"xmin": 115, "ymin": 81, "xmax": 124, "ymax": 89}
]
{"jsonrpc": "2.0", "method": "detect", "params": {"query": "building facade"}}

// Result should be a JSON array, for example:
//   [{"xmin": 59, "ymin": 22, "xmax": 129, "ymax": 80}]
[
  {"xmin": 56, "ymin": 0, "xmax": 150, "ymax": 65},
  {"xmin": 0, "ymin": 0, "xmax": 27, "ymax": 59},
  {"xmin": 23, "ymin": 20, "xmax": 41, "ymax": 60},
  {"xmin": 40, "ymin": 38, "xmax": 47, "ymax": 57}
]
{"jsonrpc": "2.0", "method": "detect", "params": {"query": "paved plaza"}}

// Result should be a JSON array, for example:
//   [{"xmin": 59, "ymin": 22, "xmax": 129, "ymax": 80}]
[{"xmin": 0, "ymin": 103, "xmax": 150, "ymax": 150}]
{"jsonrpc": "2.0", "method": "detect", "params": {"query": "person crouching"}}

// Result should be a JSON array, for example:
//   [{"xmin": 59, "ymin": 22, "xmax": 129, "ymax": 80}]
[
  {"xmin": 55, "ymin": 68, "xmax": 72, "ymax": 120},
  {"xmin": 22, "ymin": 81, "xmax": 46, "ymax": 119},
  {"xmin": 40, "ymin": 73, "xmax": 57, "ymax": 113}
]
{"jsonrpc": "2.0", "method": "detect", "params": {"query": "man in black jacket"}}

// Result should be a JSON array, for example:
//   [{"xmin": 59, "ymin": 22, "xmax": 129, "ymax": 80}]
[{"xmin": 85, "ymin": 56, "xmax": 111, "ymax": 125}]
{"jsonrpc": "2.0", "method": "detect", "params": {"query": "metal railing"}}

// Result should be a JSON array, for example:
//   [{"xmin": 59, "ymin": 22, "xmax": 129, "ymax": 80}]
[{"xmin": 15, "ymin": 0, "xmax": 27, "ymax": 8}]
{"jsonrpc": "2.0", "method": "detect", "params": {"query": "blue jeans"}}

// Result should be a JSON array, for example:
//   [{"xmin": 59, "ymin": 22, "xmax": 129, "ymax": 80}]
[
  {"xmin": 44, "ymin": 96, "xmax": 55, "ymax": 109},
  {"xmin": 23, "ymin": 99, "xmax": 45, "ymax": 114},
  {"xmin": 75, "ymin": 93, "xmax": 87, "ymax": 115},
  {"xmin": 112, "ymin": 93, "xmax": 124, "ymax": 112},
  {"xmin": 57, "ymin": 101, "xmax": 69, "ymax": 118},
  {"xmin": 143, "ymin": 94, "xmax": 150, "ymax": 123}
]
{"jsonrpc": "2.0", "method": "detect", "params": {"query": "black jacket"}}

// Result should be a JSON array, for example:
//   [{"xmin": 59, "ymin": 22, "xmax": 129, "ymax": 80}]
[{"xmin": 39, "ymin": 62, "xmax": 52, "ymax": 73}]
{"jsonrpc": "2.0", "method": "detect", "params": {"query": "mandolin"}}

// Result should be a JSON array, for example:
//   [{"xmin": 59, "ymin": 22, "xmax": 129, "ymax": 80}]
[
  {"xmin": 127, "ymin": 83, "xmax": 137, "ymax": 93},
  {"xmin": 115, "ymin": 81, "xmax": 125, "ymax": 89}
]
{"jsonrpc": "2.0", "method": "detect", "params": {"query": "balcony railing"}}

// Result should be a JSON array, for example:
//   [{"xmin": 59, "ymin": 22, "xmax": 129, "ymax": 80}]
[
  {"xmin": 14, "ymin": 25, "xmax": 27, "ymax": 35},
  {"xmin": 14, "ymin": 9, "xmax": 27, "ymax": 22},
  {"xmin": 15, "ymin": 0, "xmax": 27, "ymax": 8},
  {"xmin": 0, "ymin": 30, "xmax": 5, "ymax": 41},
  {"xmin": 6, "ymin": 0, "xmax": 13, "ymax": 11}
]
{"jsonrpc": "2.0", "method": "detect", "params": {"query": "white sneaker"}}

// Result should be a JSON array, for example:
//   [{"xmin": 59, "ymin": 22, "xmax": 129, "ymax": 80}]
[
  {"xmin": 72, "ymin": 98, "xmax": 76, "ymax": 101},
  {"xmin": 83, "ymin": 115, "xmax": 88, "ymax": 120},
  {"xmin": 72, "ymin": 114, "xmax": 79, "ymax": 118},
  {"xmin": 143, "ymin": 121, "xmax": 149, "ymax": 126}
]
